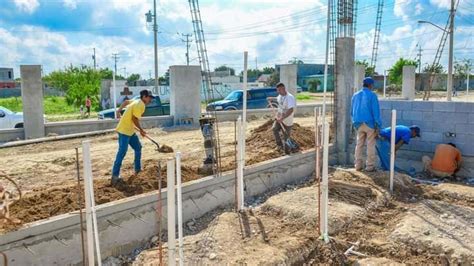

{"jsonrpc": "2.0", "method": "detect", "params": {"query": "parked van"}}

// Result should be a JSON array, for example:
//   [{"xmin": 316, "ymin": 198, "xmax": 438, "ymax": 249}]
[{"xmin": 206, "ymin": 87, "xmax": 278, "ymax": 111}]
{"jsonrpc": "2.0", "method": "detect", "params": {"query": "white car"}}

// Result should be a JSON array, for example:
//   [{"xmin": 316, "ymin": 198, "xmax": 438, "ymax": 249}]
[{"xmin": 0, "ymin": 106, "xmax": 25, "ymax": 129}]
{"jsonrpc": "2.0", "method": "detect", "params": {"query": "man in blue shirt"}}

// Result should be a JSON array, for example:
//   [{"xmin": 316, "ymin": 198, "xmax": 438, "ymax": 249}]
[
  {"xmin": 351, "ymin": 77, "xmax": 382, "ymax": 171},
  {"xmin": 376, "ymin": 125, "xmax": 421, "ymax": 171}
]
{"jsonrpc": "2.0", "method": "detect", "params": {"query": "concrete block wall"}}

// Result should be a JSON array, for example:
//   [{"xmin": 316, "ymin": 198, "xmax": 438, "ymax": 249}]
[
  {"xmin": 0, "ymin": 148, "xmax": 337, "ymax": 265},
  {"xmin": 378, "ymin": 100, "xmax": 474, "ymax": 175}
]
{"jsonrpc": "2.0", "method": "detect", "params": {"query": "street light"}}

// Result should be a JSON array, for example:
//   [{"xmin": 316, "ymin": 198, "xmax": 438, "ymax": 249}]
[{"xmin": 417, "ymin": 0, "xmax": 454, "ymax": 101}]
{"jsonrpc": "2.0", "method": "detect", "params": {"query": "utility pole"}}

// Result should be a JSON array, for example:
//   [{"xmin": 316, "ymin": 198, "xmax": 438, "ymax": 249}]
[
  {"xmin": 122, "ymin": 67, "xmax": 127, "ymax": 79},
  {"xmin": 447, "ymin": 0, "xmax": 454, "ymax": 101},
  {"xmin": 153, "ymin": 0, "xmax": 158, "ymax": 94},
  {"xmin": 112, "ymin": 53, "xmax": 119, "ymax": 79},
  {"xmin": 416, "ymin": 46, "xmax": 422, "ymax": 73},
  {"xmin": 255, "ymin": 57, "xmax": 258, "ymax": 70},
  {"xmin": 92, "ymin": 48, "xmax": 96, "ymax": 70},
  {"xmin": 181, "ymin": 33, "xmax": 192, "ymax": 65}
]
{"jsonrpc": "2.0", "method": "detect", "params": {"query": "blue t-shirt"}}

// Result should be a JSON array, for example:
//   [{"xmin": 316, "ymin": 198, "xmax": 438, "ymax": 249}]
[
  {"xmin": 351, "ymin": 87, "xmax": 382, "ymax": 129},
  {"xmin": 380, "ymin": 125, "xmax": 412, "ymax": 144}
]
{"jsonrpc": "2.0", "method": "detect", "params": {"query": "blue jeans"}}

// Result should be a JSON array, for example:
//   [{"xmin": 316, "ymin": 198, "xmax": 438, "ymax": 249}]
[
  {"xmin": 112, "ymin": 133, "xmax": 142, "ymax": 178},
  {"xmin": 375, "ymin": 139, "xmax": 403, "ymax": 172}
]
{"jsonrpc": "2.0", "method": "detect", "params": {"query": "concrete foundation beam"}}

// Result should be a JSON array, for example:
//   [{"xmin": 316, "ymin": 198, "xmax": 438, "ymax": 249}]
[
  {"xmin": 335, "ymin": 37, "xmax": 355, "ymax": 165},
  {"xmin": 0, "ymin": 147, "xmax": 337, "ymax": 265},
  {"xmin": 20, "ymin": 65, "xmax": 45, "ymax": 139},
  {"xmin": 170, "ymin": 65, "xmax": 201, "ymax": 126},
  {"xmin": 402, "ymin": 65, "xmax": 416, "ymax": 100},
  {"xmin": 279, "ymin": 64, "xmax": 298, "ymax": 96}
]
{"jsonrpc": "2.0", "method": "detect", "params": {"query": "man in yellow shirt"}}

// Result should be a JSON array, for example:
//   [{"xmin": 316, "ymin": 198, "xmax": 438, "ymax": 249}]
[
  {"xmin": 422, "ymin": 143, "xmax": 462, "ymax": 178},
  {"xmin": 112, "ymin": 90, "xmax": 154, "ymax": 186}
]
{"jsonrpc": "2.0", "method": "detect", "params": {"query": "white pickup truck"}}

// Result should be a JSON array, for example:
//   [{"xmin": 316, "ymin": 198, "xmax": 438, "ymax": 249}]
[{"xmin": 0, "ymin": 106, "xmax": 25, "ymax": 129}]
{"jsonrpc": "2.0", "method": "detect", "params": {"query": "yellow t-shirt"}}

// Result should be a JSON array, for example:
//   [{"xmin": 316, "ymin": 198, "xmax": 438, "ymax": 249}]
[{"xmin": 116, "ymin": 100, "xmax": 145, "ymax": 136}]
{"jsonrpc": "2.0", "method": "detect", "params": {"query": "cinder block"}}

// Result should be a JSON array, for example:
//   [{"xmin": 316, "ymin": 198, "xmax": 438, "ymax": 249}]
[
  {"xmin": 390, "ymin": 100, "xmax": 412, "ymax": 111},
  {"xmin": 455, "ymin": 123, "xmax": 470, "ymax": 133},
  {"xmin": 452, "ymin": 133, "xmax": 472, "ymax": 144},
  {"xmin": 416, "ymin": 121, "xmax": 433, "ymax": 132},
  {"xmin": 397, "ymin": 120, "xmax": 413, "ymax": 127},
  {"xmin": 454, "ymin": 102, "xmax": 474, "ymax": 113},
  {"xmin": 420, "ymin": 132, "xmax": 443, "ymax": 143},
  {"xmin": 422, "ymin": 111, "xmax": 434, "ymax": 122},
  {"xmin": 412, "ymin": 101, "xmax": 433, "ymax": 111},
  {"xmin": 469, "ymin": 113, "xmax": 474, "ymax": 124},
  {"xmin": 402, "ymin": 110, "xmax": 423, "ymax": 121},
  {"xmin": 433, "ymin": 102, "xmax": 455, "ymax": 112},
  {"xmin": 379, "ymin": 100, "xmax": 392, "ymax": 110}
]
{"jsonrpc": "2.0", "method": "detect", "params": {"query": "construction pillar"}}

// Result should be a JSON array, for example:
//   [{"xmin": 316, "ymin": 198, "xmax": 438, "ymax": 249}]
[
  {"xmin": 335, "ymin": 38, "xmax": 355, "ymax": 165},
  {"xmin": 402, "ymin": 65, "xmax": 416, "ymax": 100},
  {"xmin": 20, "ymin": 65, "xmax": 45, "ymax": 139},
  {"xmin": 279, "ymin": 64, "xmax": 298, "ymax": 96},
  {"xmin": 354, "ymin": 64, "xmax": 365, "ymax": 93},
  {"xmin": 170, "ymin": 65, "xmax": 201, "ymax": 126}
]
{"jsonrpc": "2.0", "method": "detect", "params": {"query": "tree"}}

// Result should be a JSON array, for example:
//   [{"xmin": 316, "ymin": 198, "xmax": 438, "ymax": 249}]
[
  {"xmin": 214, "ymin": 65, "xmax": 235, "ymax": 76},
  {"xmin": 127, "ymin": 73, "xmax": 141, "ymax": 85},
  {"xmin": 288, "ymin": 58, "xmax": 304, "ymax": 64},
  {"xmin": 422, "ymin": 63, "xmax": 444, "ymax": 74},
  {"xmin": 262, "ymin": 67, "xmax": 275, "ymax": 74},
  {"xmin": 267, "ymin": 70, "xmax": 280, "ymax": 86},
  {"xmin": 454, "ymin": 59, "xmax": 472, "ymax": 79},
  {"xmin": 308, "ymin": 79, "xmax": 321, "ymax": 92},
  {"xmin": 355, "ymin": 59, "xmax": 376, "ymax": 76},
  {"xmin": 43, "ymin": 66, "xmax": 106, "ymax": 107},
  {"xmin": 388, "ymin": 58, "xmax": 418, "ymax": 85}
]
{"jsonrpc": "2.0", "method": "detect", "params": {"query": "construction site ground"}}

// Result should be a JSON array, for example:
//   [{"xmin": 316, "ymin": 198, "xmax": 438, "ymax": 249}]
[
  {"xmin": 0, "ymin": 116, "xmax": 318, "ymax": 232},
  {"xmin": 132, "ymin": 169, "xmax": 474, "ymax": 265}
]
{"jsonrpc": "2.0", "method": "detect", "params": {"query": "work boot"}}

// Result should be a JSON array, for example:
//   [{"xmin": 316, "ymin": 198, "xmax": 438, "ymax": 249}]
[{"xmin": 111, "ymin": 176, "xmax": 126, "ymax": 187}]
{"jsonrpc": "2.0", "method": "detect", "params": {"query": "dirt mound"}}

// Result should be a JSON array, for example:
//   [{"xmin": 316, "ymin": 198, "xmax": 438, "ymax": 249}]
[
  {"xmin": 158, "ymin": 144, "xmax": 174, "ymax": 153},
  {"xmin": 1, "ymin": 162, "xmax": 200, "ymax": 233},
  {"xmin": 331, "ymin": 169, "xmax": 423, "ymax": 201},
  {"xmin": 247, "ymin": 120, "xmax": 315, "ymax": 150}
]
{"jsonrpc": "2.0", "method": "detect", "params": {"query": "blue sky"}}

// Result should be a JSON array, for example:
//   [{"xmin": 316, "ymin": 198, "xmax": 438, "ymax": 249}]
[{"xmin": 0, "ymin": 0, "xmax": 472, "ymax": 78}]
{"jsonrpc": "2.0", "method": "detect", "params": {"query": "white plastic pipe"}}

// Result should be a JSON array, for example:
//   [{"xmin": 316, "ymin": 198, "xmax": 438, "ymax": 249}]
[
  {"xmin": 320, "ymin": 122, "xmax": 330, "ymax": 243},
  {"xmin": 167, "ymin": 159, "xmax": 176, "ymax": 266},
  {"xmin": 390, "ymin": 110, "xmax": 397, "ymax": 193},
  {"xmin": 113, "ymin": 71, "xmax": 117, "ymax": 119},
  {"xmin": 242, "ymin": 51, "xmax": 248, "ymax": 174},
  {"xmin": 236, "ymin": 116, "xmax": 244, "ymax": 210},
  {"xmin": 321, "ymin": 0, "xmax": 331, "ymax": 138},
  {"xmin": 467, "ymin": 73, "xmax": 470, "ymax": 96},
  {"xmin": 82, "ymin": 140, "xmax": 102, "ymax": 266},
  {"xmin": 176, "ymin": 152, "xmax": 184, "ymax": 266},
  {"xmin": 383, "ymin": 70, "xmax": 387, "ymax": 98}
]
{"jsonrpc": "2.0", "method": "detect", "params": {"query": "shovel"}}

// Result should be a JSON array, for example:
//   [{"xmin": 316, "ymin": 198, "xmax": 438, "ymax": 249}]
[{"xmin": 135, "ymin": 127, "xmax": 173, "ymax": 153}]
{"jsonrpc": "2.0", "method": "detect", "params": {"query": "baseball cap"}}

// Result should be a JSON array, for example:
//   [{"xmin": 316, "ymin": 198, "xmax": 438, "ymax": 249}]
[
  {"xmin": 363, "ymin": 77, "xmax": 374, "ymax": 85},
  {"xmin": 410, "ymin": 125, "xmax": 421, "ymax": 137},
  {"xmin": 140, "ymin": 89, "xmax": 155, "ymax": 99}
]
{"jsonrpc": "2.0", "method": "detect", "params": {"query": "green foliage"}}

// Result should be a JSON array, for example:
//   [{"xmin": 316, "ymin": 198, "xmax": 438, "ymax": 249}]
[
  {"xmin": 296, "ymin": 94, "xmax": 311, "ymax": 100},
  {"xmin": 262, "ymin": 67, "xmax": 275, "ymax": 74},
  {"xmin": 454, "ymin": 59, "xmax": 472, "ymax": 79},
  {"xmin": 288, "ymin": 58, "xmax": 304, "ymax": 64},
  {"xmin": 422, "ymin": 63, "xmax": 444, "ymax": 74},
  {"xmin": 214, "ymin": 65, "xmax": 235, "ymax": 76},
  {"xmin": 388, "ymin": 58, "xmax": 418, "ymax": 85},
  {"xmin": 127, "ymin": 73, "xmax": 141, "ymax": 85},
  {"xmin": 239, "ymin": 67, "xmax": 276, "ymax": 81},
  {"xmin": 0, "ymin": 96, "xmax": 76, "ymax": 114},
  {"xmin": 355, "ymin": 59, "xmax": 376, "ymax": 76},
  {"xmin": 307, "ymin": 79, "xmax": 321, "ymax": 92},
  {"xmin": 267, "ymin": 70, "xmax": 280, "ymax": 86},
  {"xmin": 43, "ymin": 66, "xmax": 106, "ymax": 107}
]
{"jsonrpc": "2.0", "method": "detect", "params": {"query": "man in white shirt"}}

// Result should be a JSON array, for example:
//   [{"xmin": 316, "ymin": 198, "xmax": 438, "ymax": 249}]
[{"xmin": 267, "ymin": 82, "xmax": 296, "ymax": 152}]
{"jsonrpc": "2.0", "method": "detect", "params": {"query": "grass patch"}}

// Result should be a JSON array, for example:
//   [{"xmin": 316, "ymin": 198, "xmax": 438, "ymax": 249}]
[
  {"xmin": 296, "ymin": 93, "xmax": 313, "ymax": 101},
  {"xmin": 0, "ymin": 96, "xmax": 77, "ymax": 115}
]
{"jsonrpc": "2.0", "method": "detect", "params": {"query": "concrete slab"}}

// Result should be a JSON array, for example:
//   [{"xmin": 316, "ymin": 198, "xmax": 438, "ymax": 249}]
[
  {"xmin": 390, "ymin": 200, "xmax": 474, "ymax": 262},
  {"xmin": 355, "ymin": 257, "xmax": 404, "ymax": 266}
]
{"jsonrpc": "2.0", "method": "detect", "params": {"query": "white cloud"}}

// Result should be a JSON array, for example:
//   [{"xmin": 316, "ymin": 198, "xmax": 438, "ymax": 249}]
[
  {"xmin": 63, "ymin": 0, "xmax": 77, "ymax": 10},
  {"xmin": 429, "ymin": 0, "xmax": 450, "ymax": 9},
  {"xmin": 13, "ymin": 0, "xmax": 39, "ymax": 14}
]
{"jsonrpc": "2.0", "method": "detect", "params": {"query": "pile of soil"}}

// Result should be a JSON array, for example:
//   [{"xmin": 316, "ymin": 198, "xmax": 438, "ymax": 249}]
[
  {"xmin": 246, "ymin": 120, "xmax": 315, "ymax": 150},
  {"xmin": 1, "ymin": 161, "xmax": 200, "ymax": 233},
  {"xmin": 157, "ymin": 144, "xmax": 174, "ymax": 153}
]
